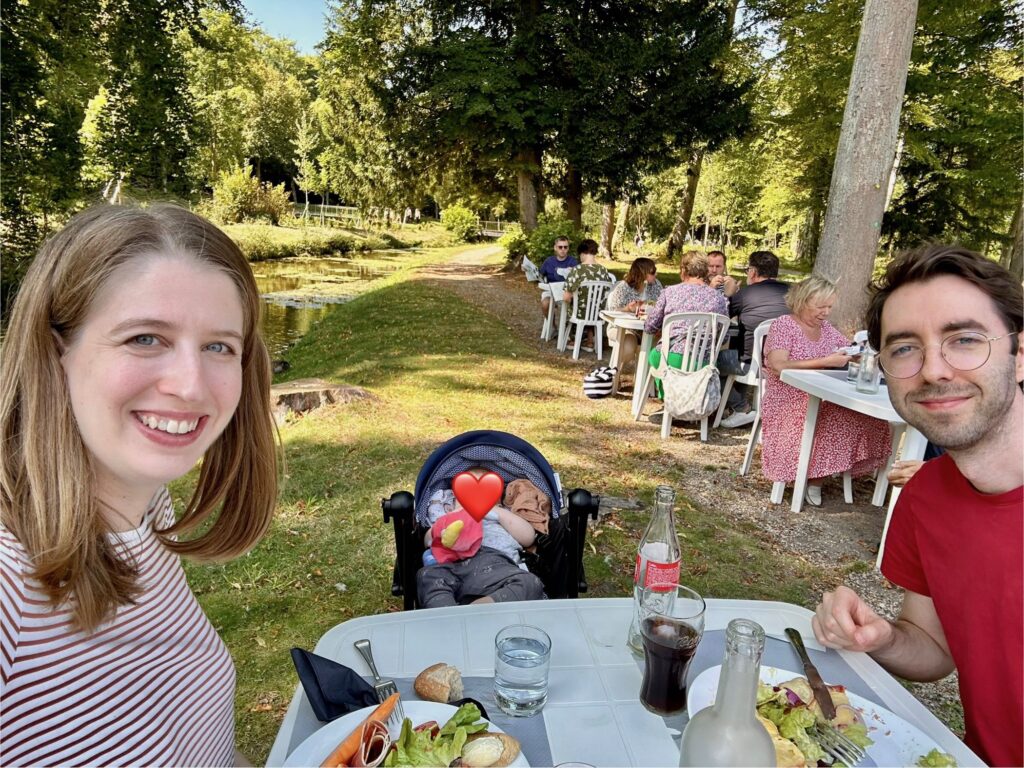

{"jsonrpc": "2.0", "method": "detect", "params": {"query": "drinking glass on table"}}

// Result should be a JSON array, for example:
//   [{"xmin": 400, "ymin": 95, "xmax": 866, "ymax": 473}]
[
  {"xmin": 638, "ymin": 584, "xmax": 706, "ymax": 716},
  {"xmin": 494, "ymin": 624, "xmax": 552, "ymax": 717}
]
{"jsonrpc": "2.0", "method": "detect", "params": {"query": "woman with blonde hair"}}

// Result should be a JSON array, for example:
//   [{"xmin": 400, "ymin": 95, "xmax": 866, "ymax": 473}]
[
  {"xmin": 644, "ymin": 250, "xmax": 728, "ymax": 375},
  {"xmin": 0, "ymin": 204, "xmax": 279, "ymax": 766},
  {"xmin": 761, "ymin": 275, "xmax": 890, "ymax": 506}
]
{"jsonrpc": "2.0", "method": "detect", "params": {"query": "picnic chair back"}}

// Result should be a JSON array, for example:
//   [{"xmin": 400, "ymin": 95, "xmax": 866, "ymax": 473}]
[
  {"xmin": 714, "ymin": 317, "xmax": 773, "ymax": 429},
  {"xmin": 381, "ymin": 430, "xmax": 599, "ymax": 610},
  {"xmin": 638, "ymin": 312, "xmax": 730, "ymax": 441},
  {"xmin": 567, "ymin": 280, "xmax": 615, "ymax": 360}
]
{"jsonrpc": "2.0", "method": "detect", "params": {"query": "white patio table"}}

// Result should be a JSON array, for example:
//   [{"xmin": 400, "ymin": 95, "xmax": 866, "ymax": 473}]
[
  {"xmin": 539, "ymin": 283, "xmax": 569, "ymax": 347},
  {"xmin": 779, "ymin": 369, "xmax": 929, "ymax": 564},
  {"xmin": 266, "ymin": 598, "xmax": 980, "ymax": 768},
  {"xmin": 599, "ymin": 310, "xmax": 653, "ymax": 418}
]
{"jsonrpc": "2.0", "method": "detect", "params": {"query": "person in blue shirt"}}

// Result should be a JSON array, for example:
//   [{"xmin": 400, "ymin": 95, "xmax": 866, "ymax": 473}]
[{"xmin": 539, "ymin": 235, "xmax": 579, "ymax": 319}]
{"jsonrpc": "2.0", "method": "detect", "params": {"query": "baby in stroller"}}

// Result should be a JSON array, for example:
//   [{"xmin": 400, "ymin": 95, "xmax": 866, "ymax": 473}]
[
  {"xmin": 383, "ymin": 430, "xmax": 598, "ymax": 610},
  {"xmin": 417, "ymin": 467, "xmax": 546, "ymax": 608}
]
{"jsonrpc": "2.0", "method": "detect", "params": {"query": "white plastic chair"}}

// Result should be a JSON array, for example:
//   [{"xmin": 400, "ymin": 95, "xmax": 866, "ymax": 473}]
[
  {"xmin": 714, "ymin": 319, "xmax": 773, "ymax": 430},
  {"xmin": 540, "ymin": 282, "xmax": 565, "ymax": 341},
  {"xmin": 635, "ymin": 312, "xmax": 731, "ymax": 442},
  {"xmin": 561, "ymin": 281, "xmax": 614, "ymax": 359}
]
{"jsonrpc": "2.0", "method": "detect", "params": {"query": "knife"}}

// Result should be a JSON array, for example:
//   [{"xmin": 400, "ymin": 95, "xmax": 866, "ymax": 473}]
[{"xmin": 784, "ymin": 627, "xmax": 837, "ymax": 720}]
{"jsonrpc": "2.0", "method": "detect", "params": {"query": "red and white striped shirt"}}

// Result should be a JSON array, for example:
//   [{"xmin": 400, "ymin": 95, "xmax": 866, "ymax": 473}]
[{"xmin": 1, "ymin": 488, "xmax": 235, "ymax": 767}]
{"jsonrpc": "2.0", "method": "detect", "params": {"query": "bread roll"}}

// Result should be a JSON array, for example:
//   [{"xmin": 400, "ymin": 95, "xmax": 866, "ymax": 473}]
[
  {"xmin": 463, "ymin": 732, "xmax": 521, "ymax": 767},
  {"xmin": 413, "ymin": 663, "xmax": 463, "ymax": 703}
]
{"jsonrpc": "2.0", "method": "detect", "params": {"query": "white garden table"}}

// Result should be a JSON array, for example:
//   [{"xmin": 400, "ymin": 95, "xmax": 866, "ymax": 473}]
[
  {"xmin": 779, "ymin": 369, "xmax": 929, "ymax": 565},
  {"xmin": 600, "ymin": 310, "xmax": 654, "ymax": 418},
  {"xmin": 266, "ymin": 598, "xmax": 980, "ymax": 767},
  {"xmin": 539, "ymin": 282, "xmax": 568, "ymax": 346}
]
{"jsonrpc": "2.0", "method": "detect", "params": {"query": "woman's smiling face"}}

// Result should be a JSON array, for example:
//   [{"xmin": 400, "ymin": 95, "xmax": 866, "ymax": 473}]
[{"xmin": 59, "ymin": 253, "xmax": 245, "ymax": 509}]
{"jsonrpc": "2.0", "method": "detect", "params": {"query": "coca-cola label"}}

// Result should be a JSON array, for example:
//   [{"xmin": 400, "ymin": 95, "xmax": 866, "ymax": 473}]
[{"xmin": 634, "ymin": 555, "xmax": 681, "ymax": 591}]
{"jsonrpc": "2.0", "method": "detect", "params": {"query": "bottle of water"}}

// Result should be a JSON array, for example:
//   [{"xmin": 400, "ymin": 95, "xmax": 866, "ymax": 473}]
[
  {"xmin": 679, "ymin": 619, "xmax": 776, "ymax": 767},
  {"xmin": 626, "ymin": 485, "xmax": 681, "ymax": 655}
]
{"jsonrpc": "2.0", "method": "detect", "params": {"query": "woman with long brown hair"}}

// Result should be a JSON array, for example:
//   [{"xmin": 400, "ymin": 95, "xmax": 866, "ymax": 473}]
[
  {"xmin": 0, "ymin": 204, "xmax": 279, "ymax": 766},
  {"xmin": 606, "ymin": 257, "xmax": 664, "ymax": 377}
]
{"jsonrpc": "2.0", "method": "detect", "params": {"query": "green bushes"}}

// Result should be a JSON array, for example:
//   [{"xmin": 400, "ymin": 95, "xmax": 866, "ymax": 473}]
[
  {"xmin": 440, "ymin": 205, "xmax": 478, "ymax": 242},
  {"xmin": 208, "ymin": 164, "xmax": 293, "ymax": 225},
  {"xmin": 498, "ymin": 223, "xmax": 529, "ymax": 264},
  {"xmin": 526, "ymin": 214, "xmax": 580, "ymax": 265}
]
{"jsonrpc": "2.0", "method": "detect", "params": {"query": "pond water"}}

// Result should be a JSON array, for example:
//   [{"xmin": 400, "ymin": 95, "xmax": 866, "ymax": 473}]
[{"xmin": 250, "ymin": 253, "xmax": 403, "ymax": 359}]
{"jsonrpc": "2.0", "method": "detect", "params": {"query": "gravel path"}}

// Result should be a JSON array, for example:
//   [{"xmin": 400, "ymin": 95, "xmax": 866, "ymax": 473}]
[{"xmin": 418, "ymin": 245, "xmax": 965, "ymax": 736}]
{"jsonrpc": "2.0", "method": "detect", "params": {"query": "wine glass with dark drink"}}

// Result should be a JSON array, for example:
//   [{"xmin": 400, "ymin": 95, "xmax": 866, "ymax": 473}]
[{"xmin": 638, "ymin": 584, "xmax": 706, "ymax": 716}]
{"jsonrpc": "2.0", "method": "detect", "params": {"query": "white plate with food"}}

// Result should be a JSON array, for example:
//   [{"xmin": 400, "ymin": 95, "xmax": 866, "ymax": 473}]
[
  {"xmin": 687, "ymin": 665, "xmax": 946, "ymax": 767},
  {"xmin": 284, "ymin": 700, "xmax": 529, "ymax": 767}
]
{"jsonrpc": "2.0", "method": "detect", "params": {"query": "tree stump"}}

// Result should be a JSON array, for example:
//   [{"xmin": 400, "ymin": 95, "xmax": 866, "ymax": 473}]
[{"xmin": 269, "ymin": 378, "xmax": 376, "ymax": 425}]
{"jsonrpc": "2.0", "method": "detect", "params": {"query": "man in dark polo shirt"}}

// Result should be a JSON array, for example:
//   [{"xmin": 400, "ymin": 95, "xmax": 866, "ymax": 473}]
[{"xmin": 719, "ymin": 250, "xmax": 790, "ymax": 427}]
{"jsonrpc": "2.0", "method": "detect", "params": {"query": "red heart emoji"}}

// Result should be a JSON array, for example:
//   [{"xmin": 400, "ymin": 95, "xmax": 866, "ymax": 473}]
[{"xmin": 451, "ymin": 471, "xmax": 505, "ymax": 522}]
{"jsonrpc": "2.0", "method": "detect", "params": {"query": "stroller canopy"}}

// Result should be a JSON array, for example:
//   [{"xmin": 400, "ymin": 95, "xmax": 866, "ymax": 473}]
[{"xmin": 414, "ymin": 430, "xmax": 563, "ymax": 527}]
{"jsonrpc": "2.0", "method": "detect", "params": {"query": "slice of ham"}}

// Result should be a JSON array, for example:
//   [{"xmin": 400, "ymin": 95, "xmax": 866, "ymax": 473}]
[{"xmin": 352, "ymin": 719, "xmax": 391, "ymax": 767}]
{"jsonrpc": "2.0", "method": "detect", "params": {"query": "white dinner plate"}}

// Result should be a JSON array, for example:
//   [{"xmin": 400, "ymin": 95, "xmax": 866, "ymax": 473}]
[
  {"xmin": 284, "ymin": 700, "xmax": 531, "ymax": 767},
  {"xmin": 687, "ymin": 665, "xmax": 942, "ymax": 767}
]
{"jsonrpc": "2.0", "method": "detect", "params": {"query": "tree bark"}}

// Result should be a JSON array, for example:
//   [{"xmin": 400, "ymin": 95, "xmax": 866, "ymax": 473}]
[
  {"xmin": 814, "ymin": 0, "xmax": 918, "ymax": 331},
  {"xmin": 565, "ymin": 164, "xmax": 583, "ymax": 228},
  {"xmin": 516, "ymin": 147, "xmax": 541, "ymax": 231},
  {"xmin": 612, "ymin": 195, "xmax": 630, "ymax": 252},
  {"xmin": 599, "ymin": 202, "xmax": 615, "ymax": 259},
  {"xmin": 668, "ymin": 149, "xmax": 704, "ymax": 258},
  {"xmin": 1002, "ymin": 197, "xmax": 1023, "ymax": 282}
]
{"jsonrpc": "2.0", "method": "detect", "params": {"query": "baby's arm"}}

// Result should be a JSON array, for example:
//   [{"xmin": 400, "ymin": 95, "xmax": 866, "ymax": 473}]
[{"xmin": 493, "ymin": 507, "xmax": 537, "ymax": 547}]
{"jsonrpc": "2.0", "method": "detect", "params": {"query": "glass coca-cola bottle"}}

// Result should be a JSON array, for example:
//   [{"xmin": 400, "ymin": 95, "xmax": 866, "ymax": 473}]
[
  {"xmin": 678, "ymin": 618, "xmax": 776, "ymax": 767},
  {"xmin": 626, "ymin": 485, "xmax": 681, "ymax": 655}
]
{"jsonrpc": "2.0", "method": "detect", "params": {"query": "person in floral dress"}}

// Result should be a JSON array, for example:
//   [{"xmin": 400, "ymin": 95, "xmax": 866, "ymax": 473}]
[{"xmin": 761, "ymin": 275, "xmax": 892, "ymax": 506}]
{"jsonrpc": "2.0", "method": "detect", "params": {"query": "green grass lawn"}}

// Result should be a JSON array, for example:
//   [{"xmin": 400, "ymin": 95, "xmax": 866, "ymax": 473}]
[{"xmin": 179, "ymin": 243, "xmax": 820, "ymax": 763}]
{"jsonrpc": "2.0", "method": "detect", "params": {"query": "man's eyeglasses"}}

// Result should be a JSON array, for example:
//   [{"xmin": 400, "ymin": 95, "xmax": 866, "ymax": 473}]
[{"xmin": 879, "ymin": 331, "xmax": 1015, "ymax": 379}]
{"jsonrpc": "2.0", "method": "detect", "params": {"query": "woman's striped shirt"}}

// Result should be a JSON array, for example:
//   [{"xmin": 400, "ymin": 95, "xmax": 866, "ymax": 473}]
[{"xmin": 0, "ymin": 488, "xmax": 235, "ymax": 767}]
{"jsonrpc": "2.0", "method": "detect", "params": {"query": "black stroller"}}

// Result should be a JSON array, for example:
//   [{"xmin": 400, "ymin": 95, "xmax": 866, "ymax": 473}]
[{"xmin": 381, "ymin": 430, "xmax": 600, "ymax": 610}]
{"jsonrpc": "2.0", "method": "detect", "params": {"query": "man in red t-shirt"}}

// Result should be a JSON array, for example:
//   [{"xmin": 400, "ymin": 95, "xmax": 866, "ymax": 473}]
[{"xmin": 811, "ymin": 244, "xmax": 1023, "ymax": 767}]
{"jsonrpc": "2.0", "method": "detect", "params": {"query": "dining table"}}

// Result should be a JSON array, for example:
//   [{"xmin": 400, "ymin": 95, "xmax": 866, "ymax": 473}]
[
  {"xmin": 266, "ymin": 597, "xmax": 981, "ymax": 768},
  {"xmin": 779, "ymin": 368, "xmax": 928, "ymax": 566},
  {"xmin": 599, "ymin": 309, "xmax": 654, "ymax": 419},
  {"xmin": 539, "ymin": 283, "xmax": 569, "ymax": 349}
]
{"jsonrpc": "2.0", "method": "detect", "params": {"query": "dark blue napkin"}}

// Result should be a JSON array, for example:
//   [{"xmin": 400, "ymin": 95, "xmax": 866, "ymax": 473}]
[{"xmin": 290, "ymin": 648, "xmax": 379, "ymax": 722}]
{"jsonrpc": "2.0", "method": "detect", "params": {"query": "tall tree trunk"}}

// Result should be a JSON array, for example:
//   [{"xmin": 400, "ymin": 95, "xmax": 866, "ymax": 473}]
[
  {"xmin": 565, "ymin": 165, "xmax": 583, "ymax": 228},
  {"xmin": 815, "ymin": 0, "xmax": 918, "ymax": 331},
  {"xmin": 612, "ymin": 195, "xmax": 630, "ymax": 252},
  {"xmin": 1002, "ymin": 197, "xmax": 1023, "ymax": 282},
  {"xmin": 600, "ymin": 202, "xmax": 616, "ymax": 259},
  {"xmin": 667, "ymin": 149, "xmax": 704, "ymax": 258},
  {"xmin": 516, "ymin": 147, "xmax": 541, "ymax": 231},
  {"xmin": 795, "ymin": 207, "xmax": 822, "ymax": 267}
]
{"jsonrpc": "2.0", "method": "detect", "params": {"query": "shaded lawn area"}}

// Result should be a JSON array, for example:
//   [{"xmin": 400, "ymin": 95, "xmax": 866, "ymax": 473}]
[{"xmin": 179, "ymin": 252, "xmax": 819, "ymax": 763}]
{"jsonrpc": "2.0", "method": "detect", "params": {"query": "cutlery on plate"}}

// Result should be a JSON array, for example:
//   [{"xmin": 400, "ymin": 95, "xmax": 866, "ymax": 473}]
[
  {"xmin": 812, "ymin": 721, "xmax": 867, "ymax": 765},
  {"xmin": 353, "ymin": 639, "xmax": 404, "ymax": 725},
  {"xmin": 784, "ymin": 627, "xmax": 836, "ymax": 720}
]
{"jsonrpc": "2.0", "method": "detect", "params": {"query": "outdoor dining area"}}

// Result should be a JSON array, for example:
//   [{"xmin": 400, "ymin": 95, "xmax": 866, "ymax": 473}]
[{"xmin": 269, "ymin": 590, "xmax": 982, "ymax": 767}]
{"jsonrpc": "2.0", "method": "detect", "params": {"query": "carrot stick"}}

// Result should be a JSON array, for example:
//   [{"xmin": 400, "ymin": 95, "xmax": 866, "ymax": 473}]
[{"xmin": 321, "ymin": 693, "xmax": 400, "ymax": 768}]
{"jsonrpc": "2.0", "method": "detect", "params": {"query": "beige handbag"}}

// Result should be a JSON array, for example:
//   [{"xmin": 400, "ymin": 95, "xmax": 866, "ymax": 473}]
[{"xmin": 657, "ymin": 361, "xmax": 722, "ymax": 421}]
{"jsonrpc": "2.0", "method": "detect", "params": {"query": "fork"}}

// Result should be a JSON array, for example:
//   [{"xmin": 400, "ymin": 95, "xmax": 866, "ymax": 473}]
[
  {"xmin": 353, "ymin": 639, "xmax": 405, "ymax": 727},
  {"xmin": 811, "ymin": 721, "xmax": 866, "ymax": 766}
]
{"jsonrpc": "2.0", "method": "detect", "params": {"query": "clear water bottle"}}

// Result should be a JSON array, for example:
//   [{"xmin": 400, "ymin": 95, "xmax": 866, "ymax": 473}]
[
  {"xmin": 679, "ymin": 619, "xmax": 776, "ymax": 767},
  {"xmin": 626, "ymin": 485, "xmax": 681, "ymax": 655}
]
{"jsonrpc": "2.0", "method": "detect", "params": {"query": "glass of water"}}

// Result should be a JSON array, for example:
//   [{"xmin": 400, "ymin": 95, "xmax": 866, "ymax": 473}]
[{"xmin": 493, "ymin": 624, "xmax": 552, "ymax": 717}]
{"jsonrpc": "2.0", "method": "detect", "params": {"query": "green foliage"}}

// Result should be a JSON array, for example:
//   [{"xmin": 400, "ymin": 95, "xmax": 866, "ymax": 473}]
[
  {"xmin": 498, "ymin": 223, "xmax": 529, "ymax": 264},
  {"xmin": 440, "ymin": 205, "xmax": 478, "ymax": 243},
  {"xmin": 526, "ymin": 214, "xmax": 580, "ymax": 265},
  {"xmin": 209, "ymin": 164, "xmax": 293, "ymax": 225}
]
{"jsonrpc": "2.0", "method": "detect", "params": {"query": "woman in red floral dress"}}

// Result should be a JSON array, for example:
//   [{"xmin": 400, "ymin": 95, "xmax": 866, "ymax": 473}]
[{"xmin": 761, "ymin": 276, "xmax": 891, "ymax": 506}]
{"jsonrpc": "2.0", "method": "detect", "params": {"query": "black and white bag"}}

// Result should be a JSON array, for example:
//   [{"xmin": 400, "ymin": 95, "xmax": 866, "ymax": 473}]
[{"xmin": 583, "ymin": 366, "xmax": 617, "ymax": 399}]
